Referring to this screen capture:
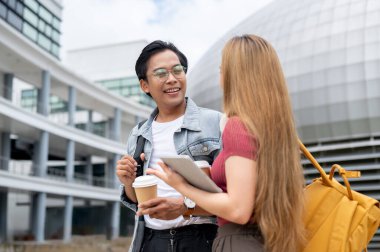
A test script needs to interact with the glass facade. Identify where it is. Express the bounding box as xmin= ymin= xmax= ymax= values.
xmin=0 ymin=0 xmax=61 ymax=58
xmin=21 ymin=89 xmax=83 ymax=114
xmin=75 ymin=121 xmax=106 ymax=137
xmin=20 ymin=88 xmax=37 ymax=111
xmin=97 ymin=76 xmax=156 ymax=108
xmin=20 ymin=88 xmax=110 ymax=136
